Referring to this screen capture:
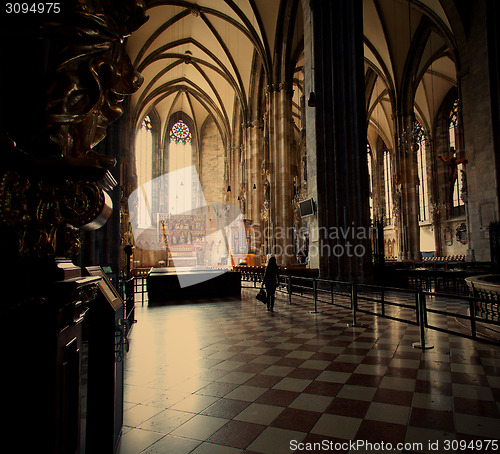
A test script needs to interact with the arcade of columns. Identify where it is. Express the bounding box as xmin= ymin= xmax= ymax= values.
xmin=124 ymin=0 xmax=500 ymax=282
xmin=222 ymin=0 xmax=500 ymax=282
xmin=220 ymin=0 xmax=431 ymax=280
xmin=225 ymin=0 xmax=373 ymax=281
